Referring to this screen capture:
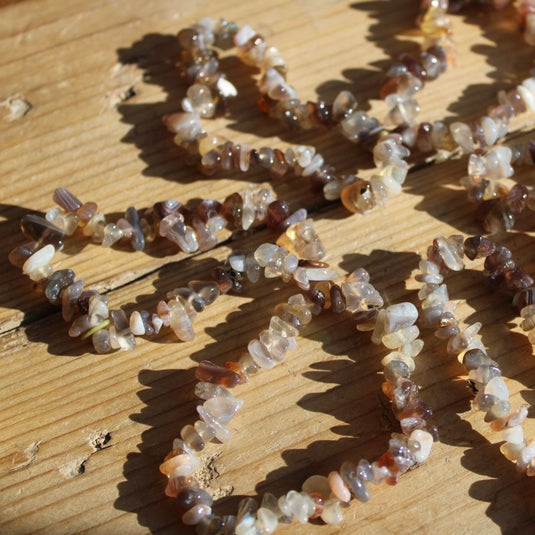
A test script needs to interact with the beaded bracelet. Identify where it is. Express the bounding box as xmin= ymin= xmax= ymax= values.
xmin=414 ymin=234 xmax=535 ymax=476
xmin=166 ymin=4 xmax=535 ymax=232
xmin=160 ymin=266 xmax=436 ymax=532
